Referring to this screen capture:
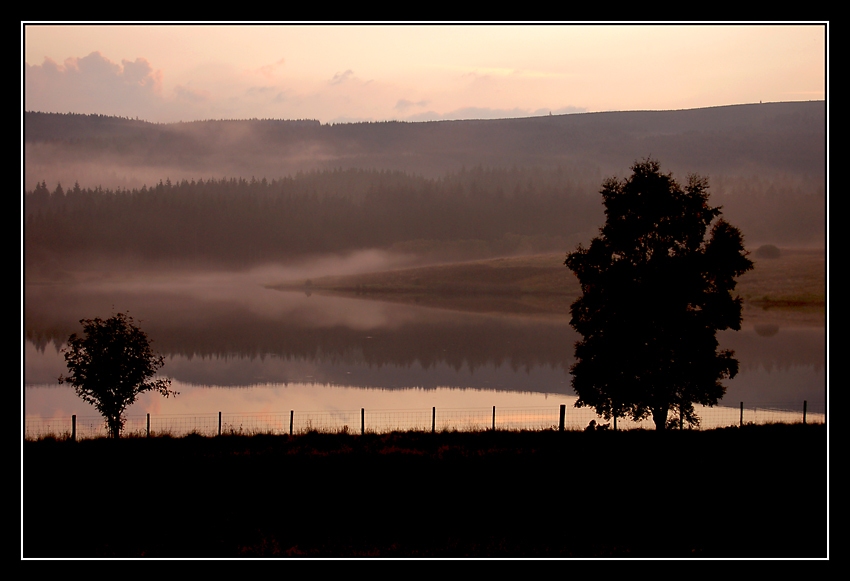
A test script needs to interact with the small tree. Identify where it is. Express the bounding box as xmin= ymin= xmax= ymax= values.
xmin=59 ymin=312 xmax=177 ymax=438
xmin=564 ymin=159 xmax=753 ymax=430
